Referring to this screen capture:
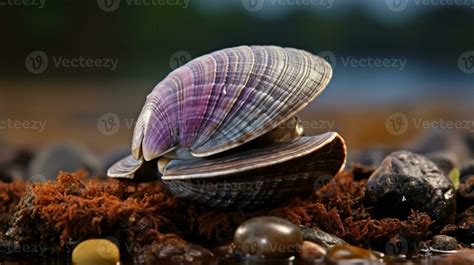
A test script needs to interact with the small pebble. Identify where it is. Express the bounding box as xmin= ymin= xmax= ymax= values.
xmin=327 ymin=244 xmax=377 ymax=261
xmin=429 ymin=235 xmax=458 ymax=251
xmin=298 ymin=241 xmax=326 ymax=261
xmin=234 ymin=216 xmax=303 ymax=259
xmin=300 ymin=226 xmax=347 ymax=250
xmin=72 ymin=239 xmax=119 ymax=265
